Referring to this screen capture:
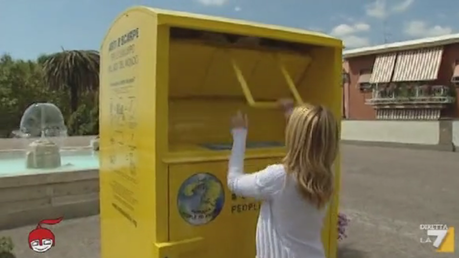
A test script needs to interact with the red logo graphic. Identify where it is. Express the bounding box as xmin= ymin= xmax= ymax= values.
xmin=28 ymin=217 xmax=63 ymax=253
